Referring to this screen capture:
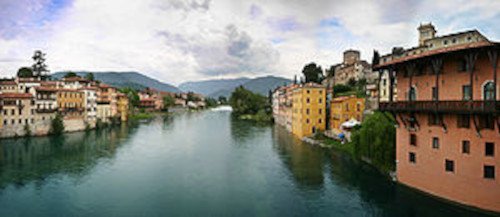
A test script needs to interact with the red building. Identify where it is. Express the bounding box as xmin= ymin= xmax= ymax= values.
xmin=375 ymin=24 xmax=499 ymax=212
